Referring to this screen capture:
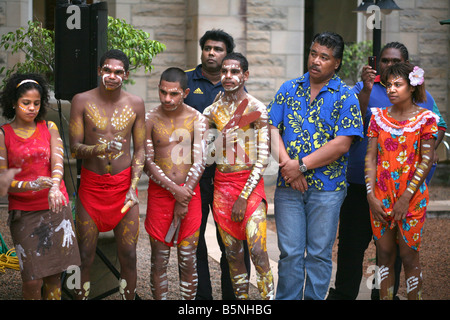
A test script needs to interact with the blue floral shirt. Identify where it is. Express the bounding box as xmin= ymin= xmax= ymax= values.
xmin=268 ymin=72 xmax=363 ymax=191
